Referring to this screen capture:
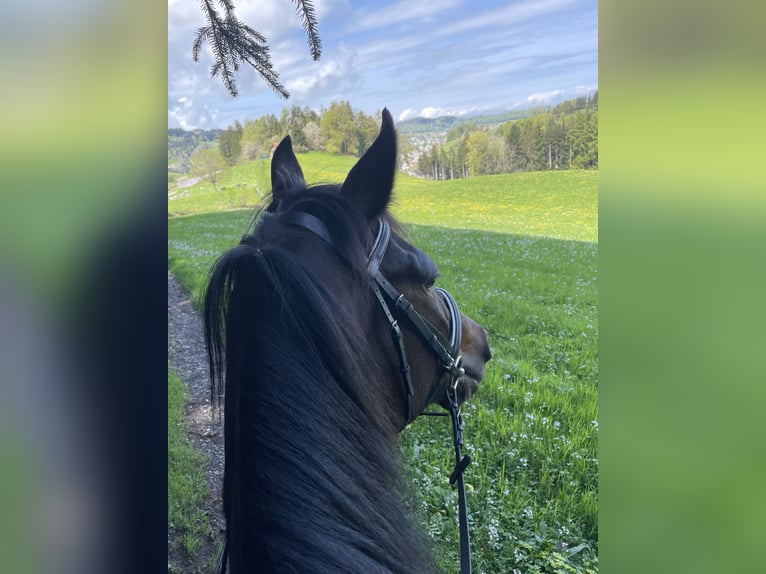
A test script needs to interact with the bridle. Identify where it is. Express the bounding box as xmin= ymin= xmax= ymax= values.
xmin=366 ymin=217 xmax=464 ymax=425
xmin=218 ymin=212 xmax=475 ymax=574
